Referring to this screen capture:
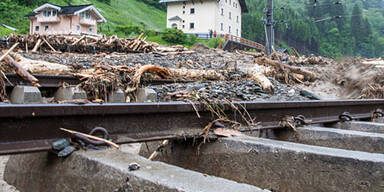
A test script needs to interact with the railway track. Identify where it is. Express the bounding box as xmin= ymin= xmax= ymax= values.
xmin=4 ymin=73 xmax=193 ymax=88
xmin=1 ymin=99 xmax=383 ymax=155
